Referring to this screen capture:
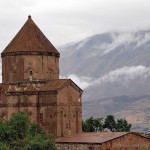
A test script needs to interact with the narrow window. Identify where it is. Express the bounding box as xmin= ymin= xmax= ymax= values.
xmin=29 ymin=71 xmax=33 ymax=81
